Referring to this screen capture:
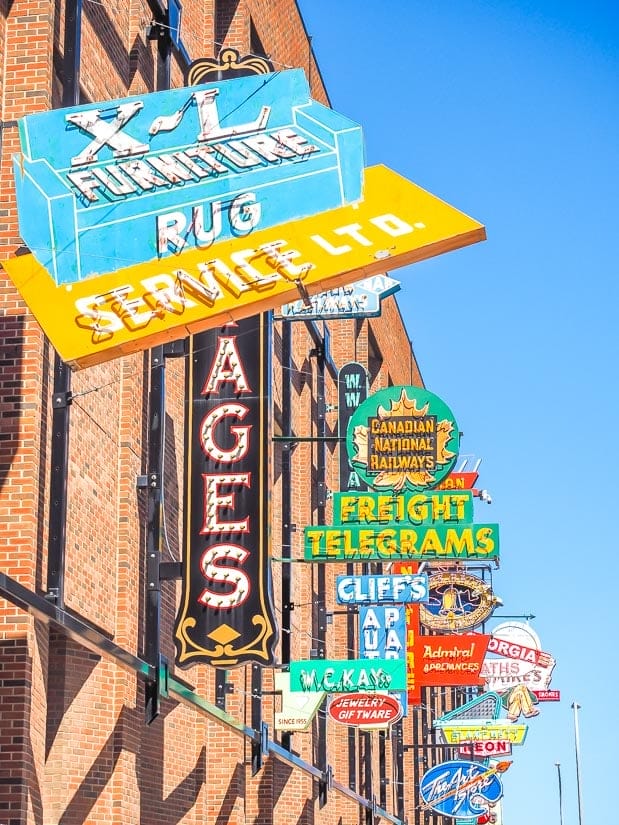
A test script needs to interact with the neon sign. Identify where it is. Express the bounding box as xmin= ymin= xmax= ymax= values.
xmin=346 ymin=386 xmax=460 ymax=492
xmin=420 ymin=760 xmax=510 ymax=819
xmin=3 ymin=165 xmax=486 ymax=369
xmin=174 ymin=316 xmax=277 ymax=667
xmin=12 ymin=69 xmax=364 ymax=283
